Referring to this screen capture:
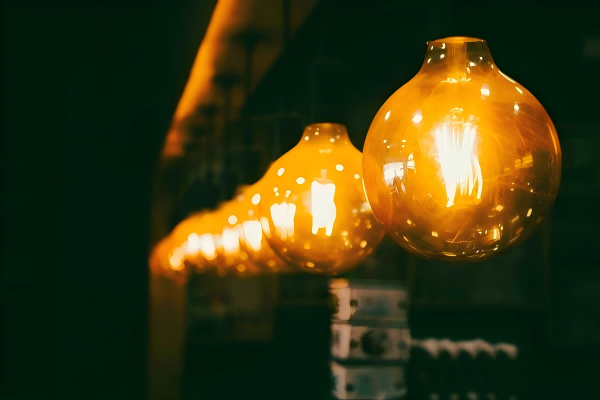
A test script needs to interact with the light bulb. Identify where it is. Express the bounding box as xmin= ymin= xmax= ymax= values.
xmin=201 ymin=201 xmax=260 ymax=275
xmin=169 ymin=211 xmax=213 ymax=272
xmin=149 ymin=235 xmax=175 ymax=274
xmin=257 ymin=123 xmax=385 ymax=274
xmin=230 ymin=184 xmax=288 ymax=271
xmin=363 ymin=37 xmax=561 ymax=262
